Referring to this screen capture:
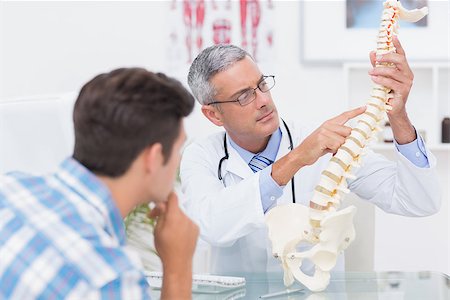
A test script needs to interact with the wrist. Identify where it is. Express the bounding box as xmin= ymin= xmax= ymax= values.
xmin=161 ymin=264 xmax=193 ymax=299
xmin=271 ymin=148 xmax=306 ymax=186
xmin=162 ymin=267 xmax=192 ymax=282
xmin=291 ymin=145 xmax=309 ymax=169
xmin=163 ymin=260 xmax=192 ymax=277
xmin=388 ymin=112 xmax=416 ymax=144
